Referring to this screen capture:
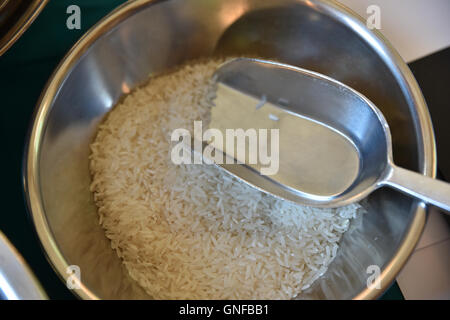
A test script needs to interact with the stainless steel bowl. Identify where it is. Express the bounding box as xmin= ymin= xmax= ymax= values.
xmin=24 ymin=0 xmax=436 ymax=299
xmin=0 ymin=0 xmax=48 ymax=56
